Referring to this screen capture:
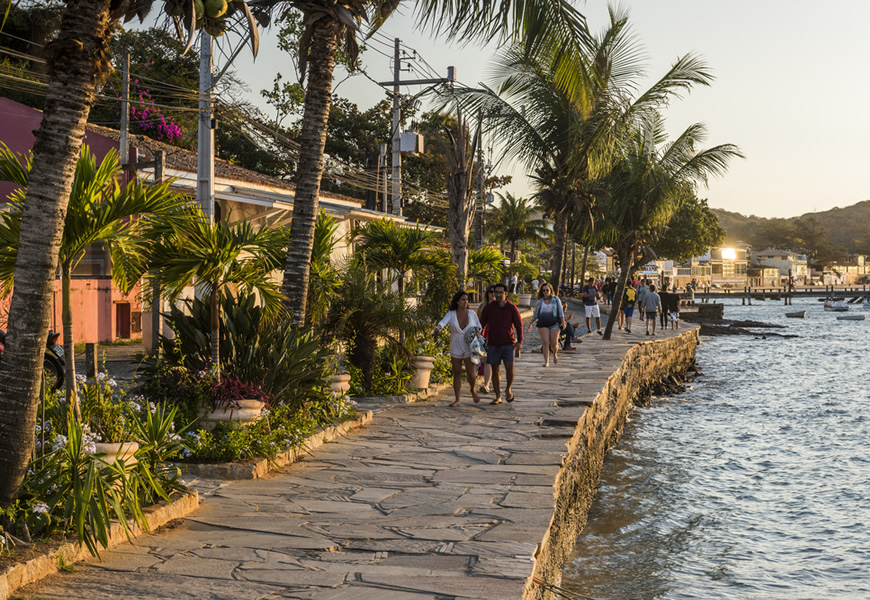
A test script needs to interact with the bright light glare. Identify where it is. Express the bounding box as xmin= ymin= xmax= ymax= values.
xmin=721 ymin=248 xmax=737 ymax=260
